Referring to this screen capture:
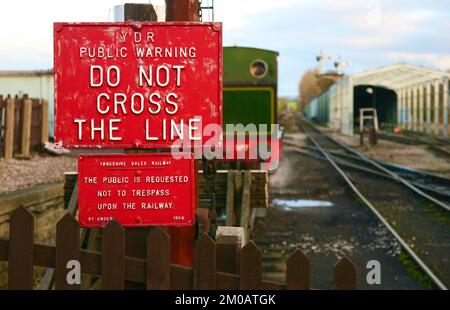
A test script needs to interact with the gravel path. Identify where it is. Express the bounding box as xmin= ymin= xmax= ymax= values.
xmin=0 ymin=155 xmax=77 ymax=194
xmin=325 ymin=129 xmax=450 ymax=178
